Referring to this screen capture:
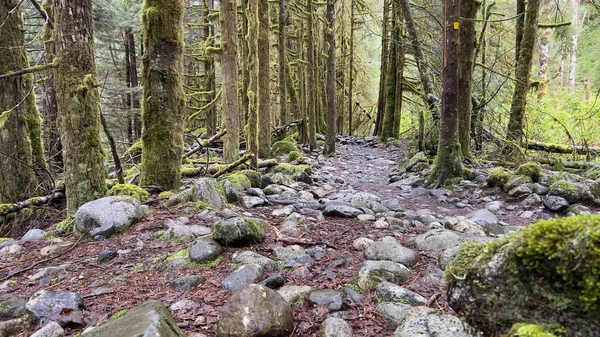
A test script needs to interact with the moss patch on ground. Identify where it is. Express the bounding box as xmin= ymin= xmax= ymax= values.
xmin=107 ymin=184 xmax=150 ymax=202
